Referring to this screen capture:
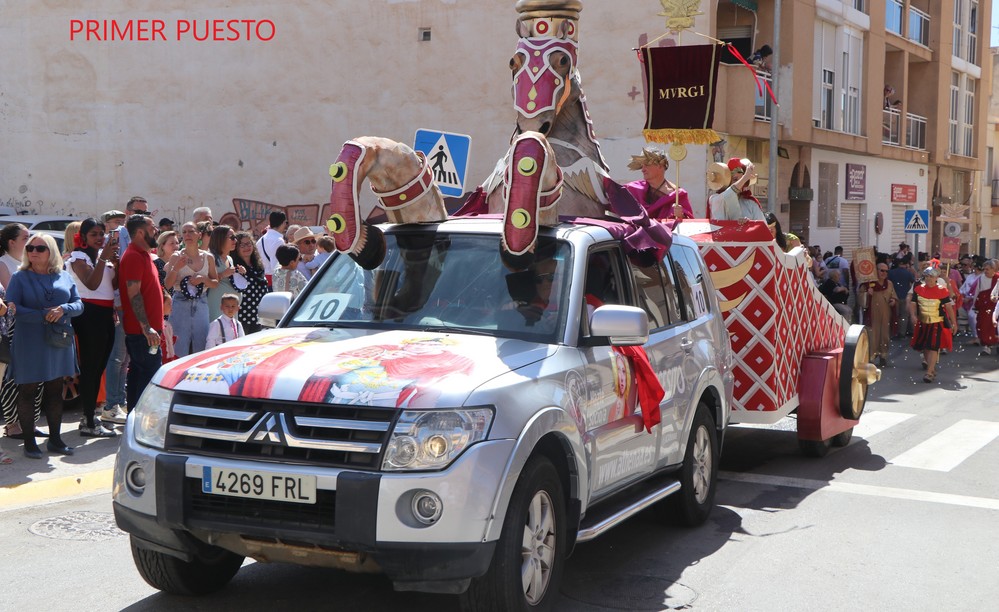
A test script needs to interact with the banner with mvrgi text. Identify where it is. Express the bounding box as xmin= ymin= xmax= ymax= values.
xmin=640 ymin=44 xmax=722 ymax=145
